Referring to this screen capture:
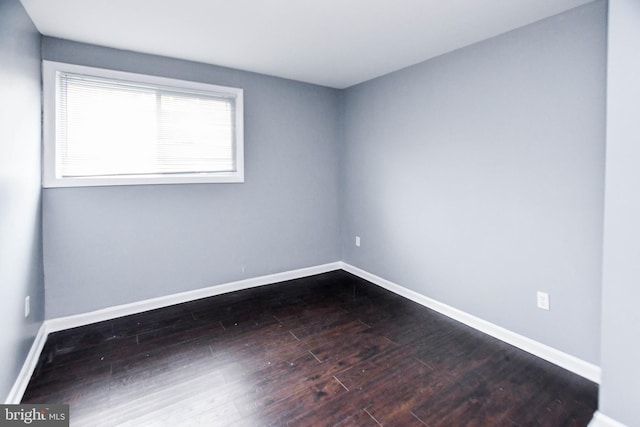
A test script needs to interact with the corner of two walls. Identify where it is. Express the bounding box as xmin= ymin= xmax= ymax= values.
xmin=597 ymin=0 xmax=640 ymax=425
